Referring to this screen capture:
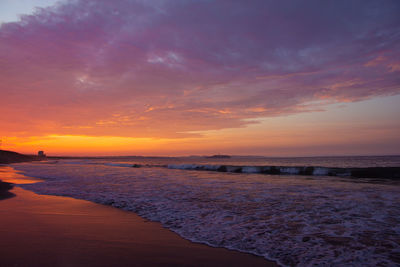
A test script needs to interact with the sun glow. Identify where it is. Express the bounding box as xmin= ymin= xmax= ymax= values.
xmin=4 ymin=135 xmax=171 ymax=156
xmin=3 ymin=96 xmax=399 ymax=157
